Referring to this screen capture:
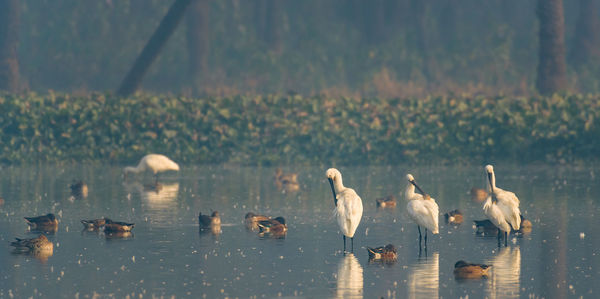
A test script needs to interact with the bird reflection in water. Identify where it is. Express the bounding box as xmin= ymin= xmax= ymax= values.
xmin=105 ymin=231 xmax=134 ymax=240
xmin=407 ymin=252 xmax=439 ymax=299
xmin=126 ymin=181 xmax=180 ymax=228
xmin=10 ymin=234 xmax=54 ymax=263
xmin=485 ymin=246 xmax=521 ymax=299
xmin=336 ymin=253 xmax=364 ymax=299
